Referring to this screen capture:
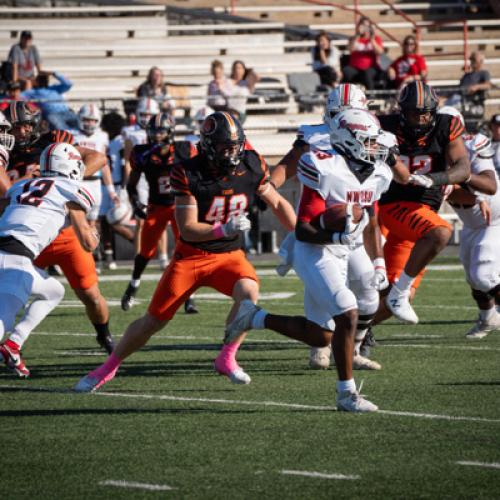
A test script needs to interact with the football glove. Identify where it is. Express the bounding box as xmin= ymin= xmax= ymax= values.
xmin=371 ymin=257 xmax=389 ymax=291
xmin=331 ymin=206 xmax=369 ymax=247
xmin=132 ymin=199 xmax=147 ymax=220
xmin=409 ymin=173 xmax=434 ymax=188
xmin=221 ymin=213 xmax=251 ymax=236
